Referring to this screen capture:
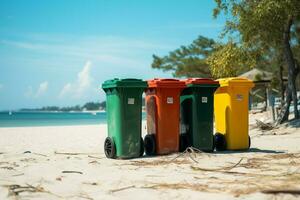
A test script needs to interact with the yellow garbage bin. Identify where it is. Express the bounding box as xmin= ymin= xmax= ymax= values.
xmin=214 ymin=77 xmax=254 ymax=150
